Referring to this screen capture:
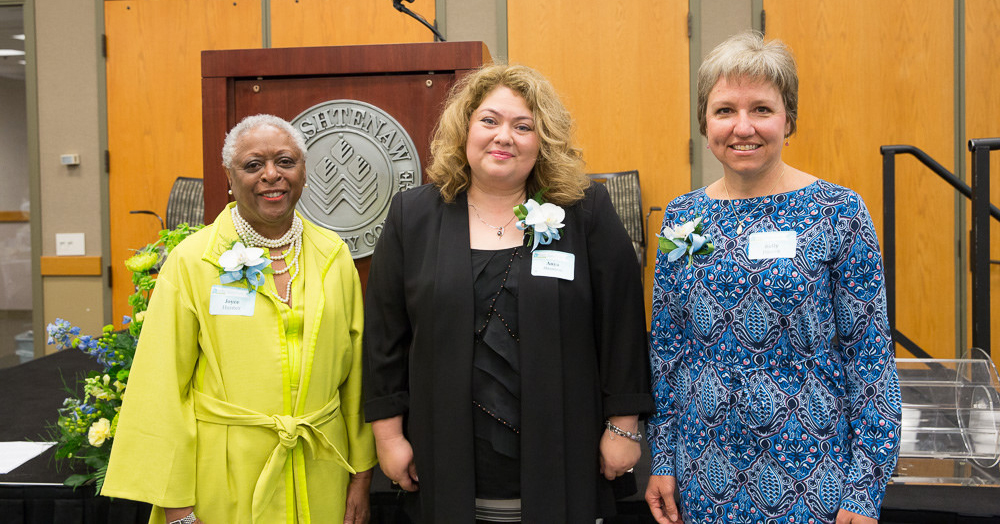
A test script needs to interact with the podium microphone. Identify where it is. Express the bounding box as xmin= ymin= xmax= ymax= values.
xmin=392 ymin=0 xmax=446 ymax=42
